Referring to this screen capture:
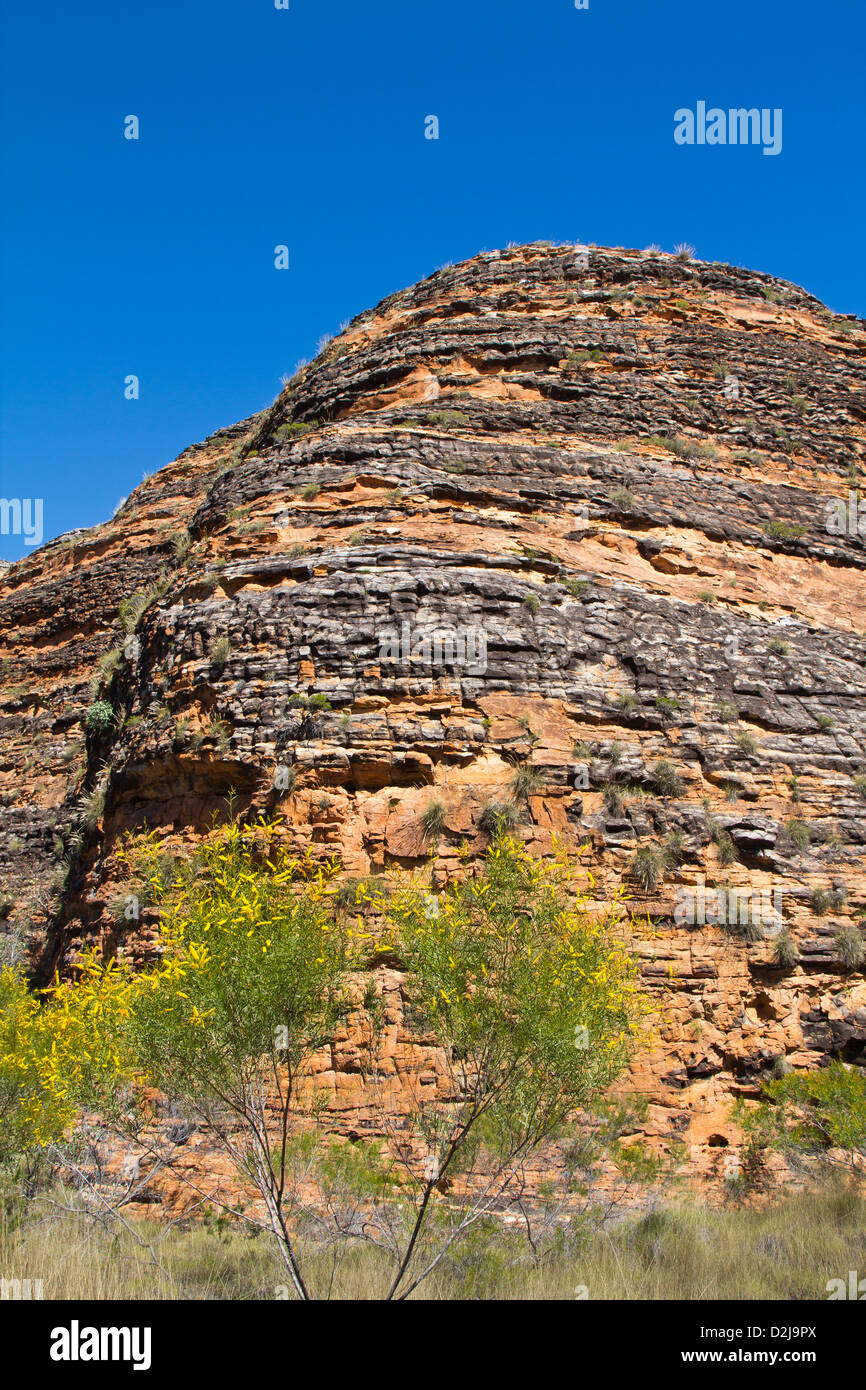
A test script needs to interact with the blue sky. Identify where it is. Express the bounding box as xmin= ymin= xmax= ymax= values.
xmin=1 ymin=0 xmax=863 ymax=559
